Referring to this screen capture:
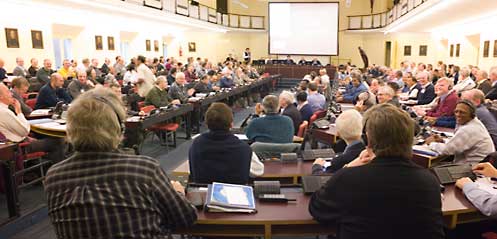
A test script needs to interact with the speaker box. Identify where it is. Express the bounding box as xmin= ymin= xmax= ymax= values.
xmin=217 ymin=0 xmax=228 ymax=14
